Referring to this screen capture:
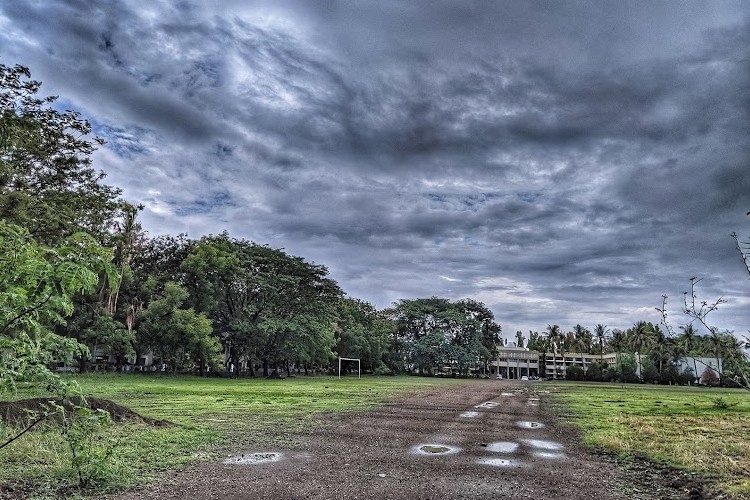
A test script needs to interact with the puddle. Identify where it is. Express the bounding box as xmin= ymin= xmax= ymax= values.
xmin=223 ymin=452 xmax=282 ymax=465
xmin=475 ymin=401 xmax=499 ymax=408
xmin=476 ymin=457 xmax=523 ymax=468
xmin=412 ymin=444 xmax=461 ymax=455
xmin=500 ymin=392 xmax=514 ymax=396
xmin=460 ymin=411 xmax=480 ymax=418
xmin=485 ymin=441 xmax=519 ymax=453
xmin=521 ymin=439 xmax=564 ymax=451
xmin=532 ymin=451 xmax=567 ymax=460
xmin=516 ymin=421 xmax=545 ymax=429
